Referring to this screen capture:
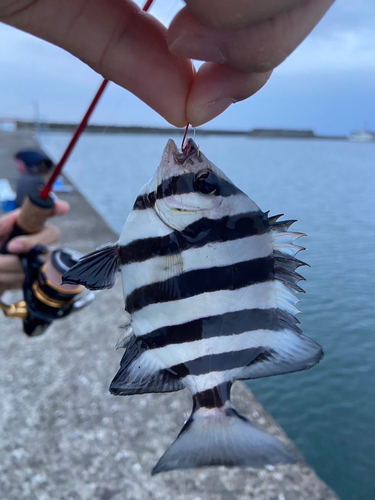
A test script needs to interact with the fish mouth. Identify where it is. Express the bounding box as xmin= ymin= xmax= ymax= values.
xmin=161 ymin=195 xmax=202 ymax=213
xmin=154 ymin=194 xmax=203 ymax=231
xmin=157 ymin=138 xmax=203 ymax=182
